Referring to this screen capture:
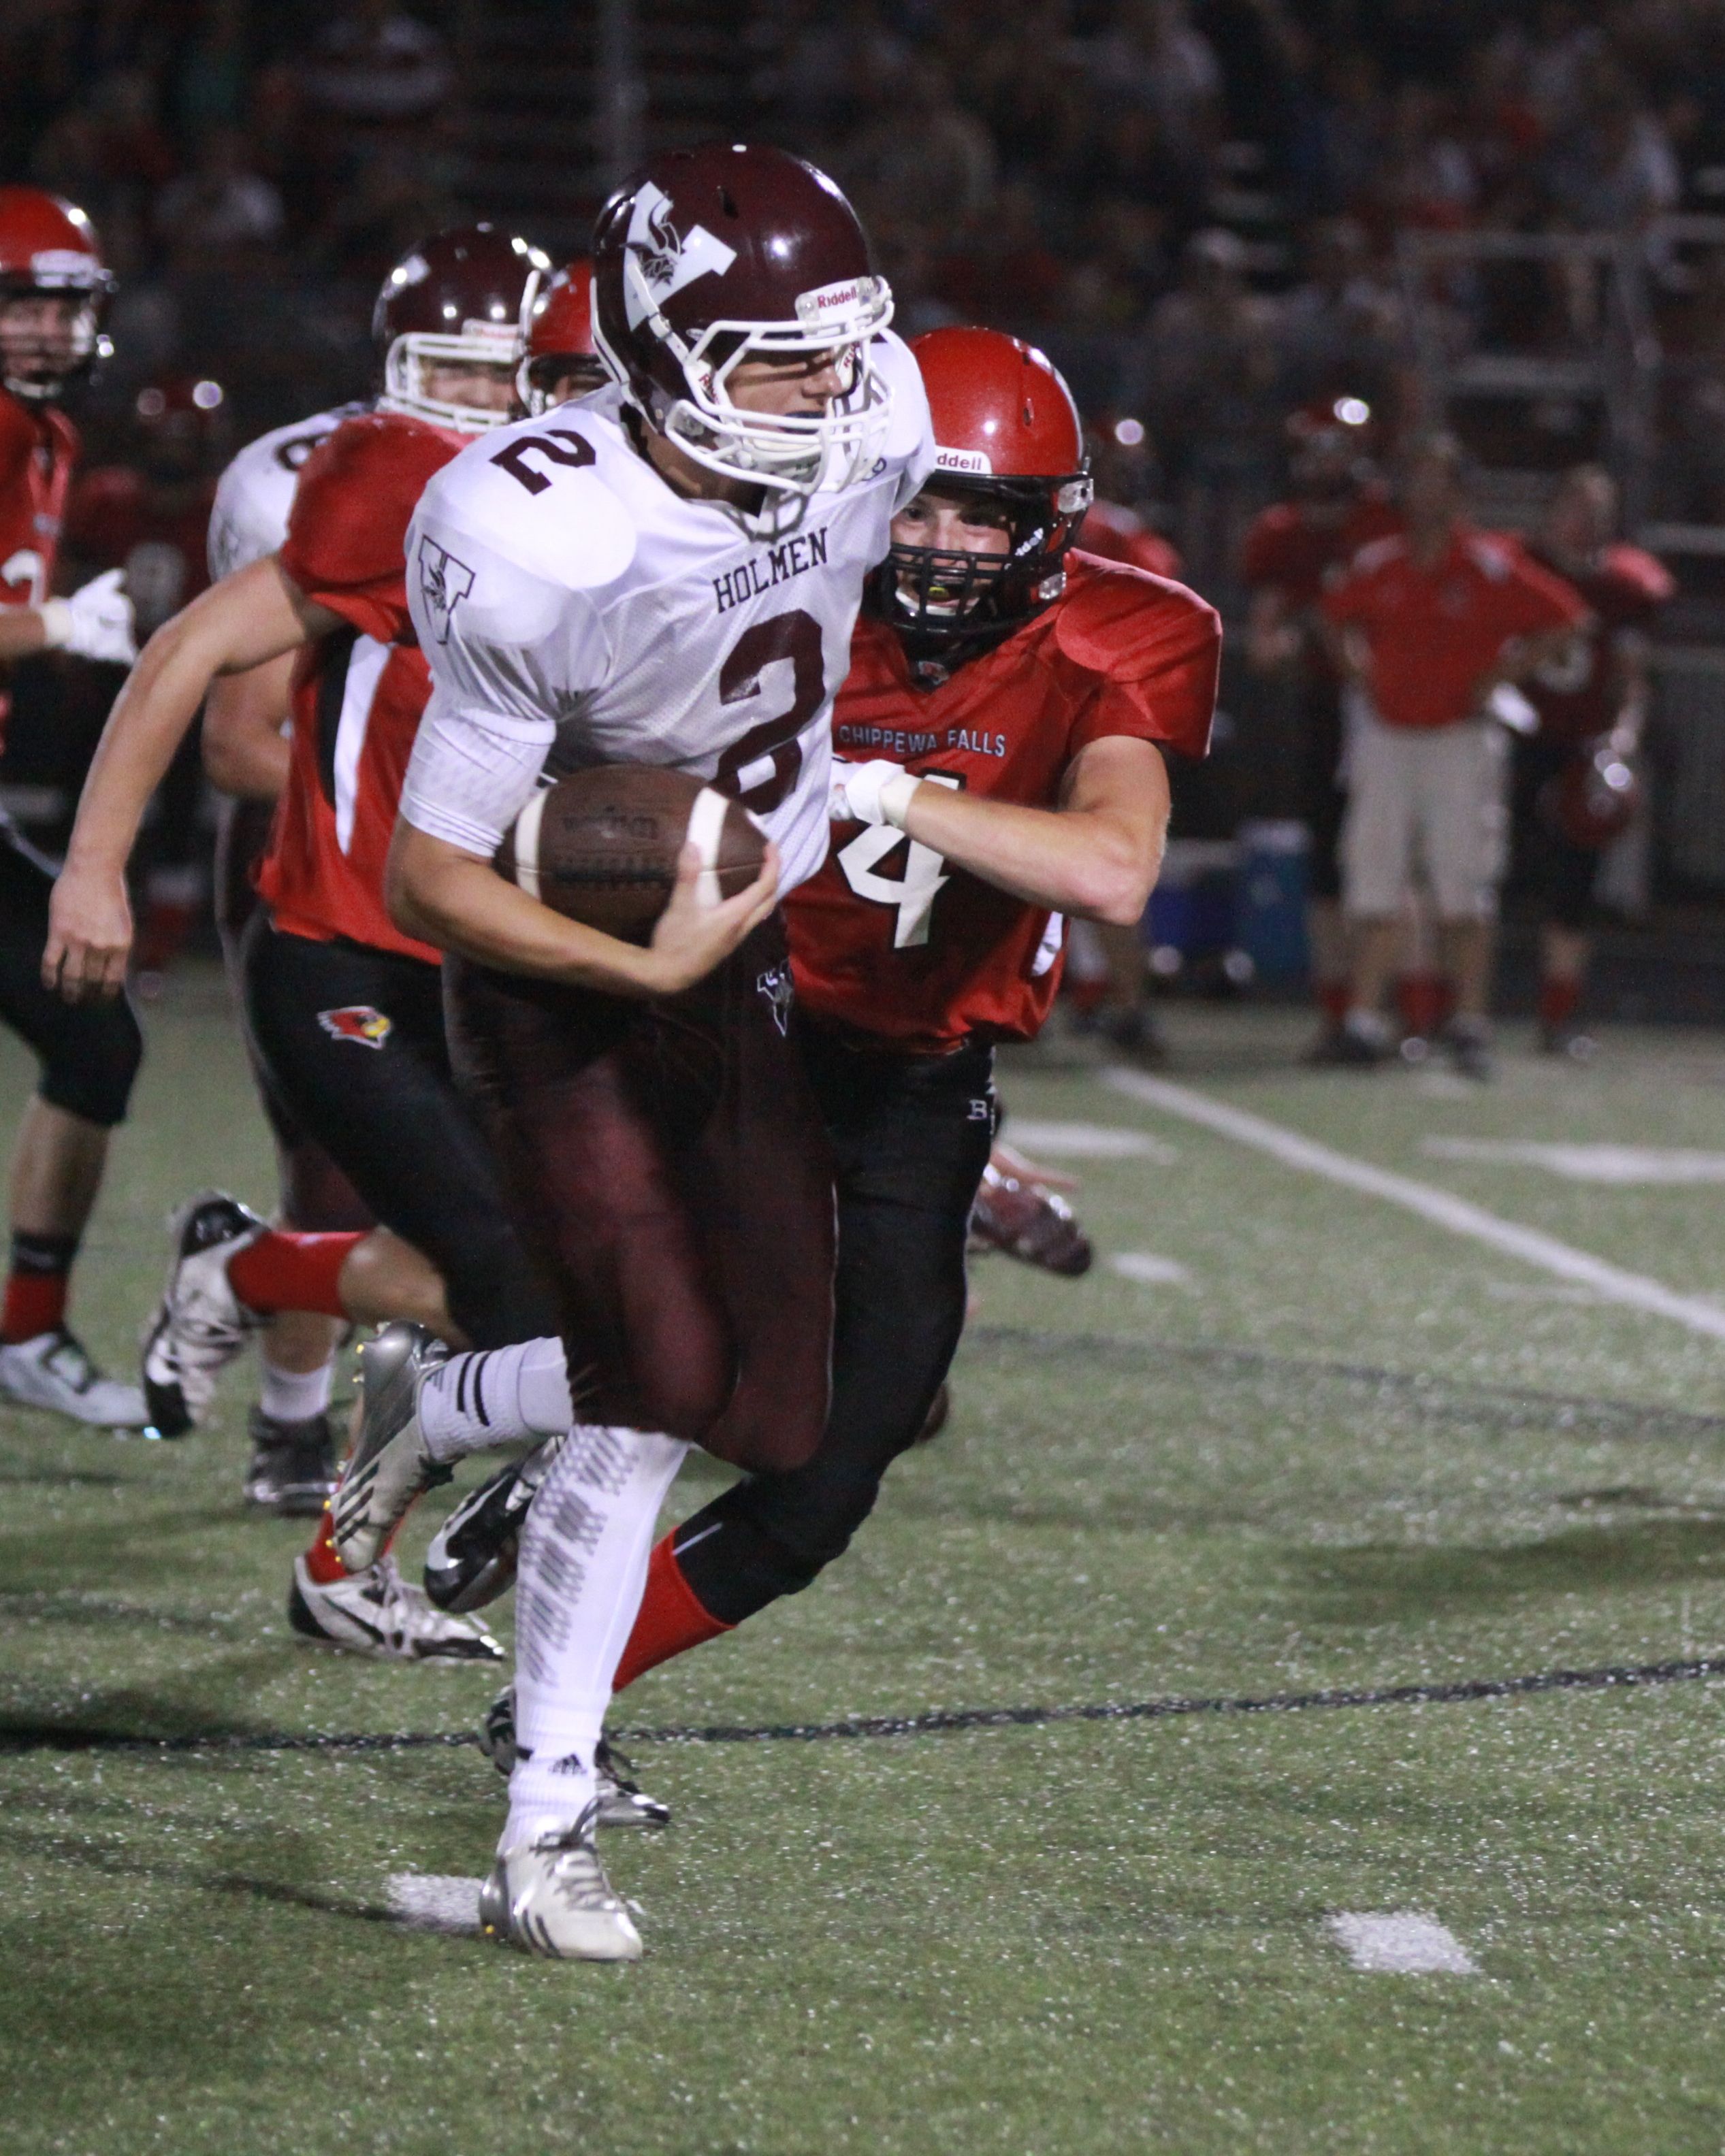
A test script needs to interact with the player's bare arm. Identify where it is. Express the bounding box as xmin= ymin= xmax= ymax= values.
xmin=46 ymin=556 xmax=338 ymax=1000
xmin=884 ymin=734 xmax=1170 ymax=925
xmin=387 ymin=821 xmax=780 ymax=998
xmin=201 ymin=653 xmax=297 ymax=798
